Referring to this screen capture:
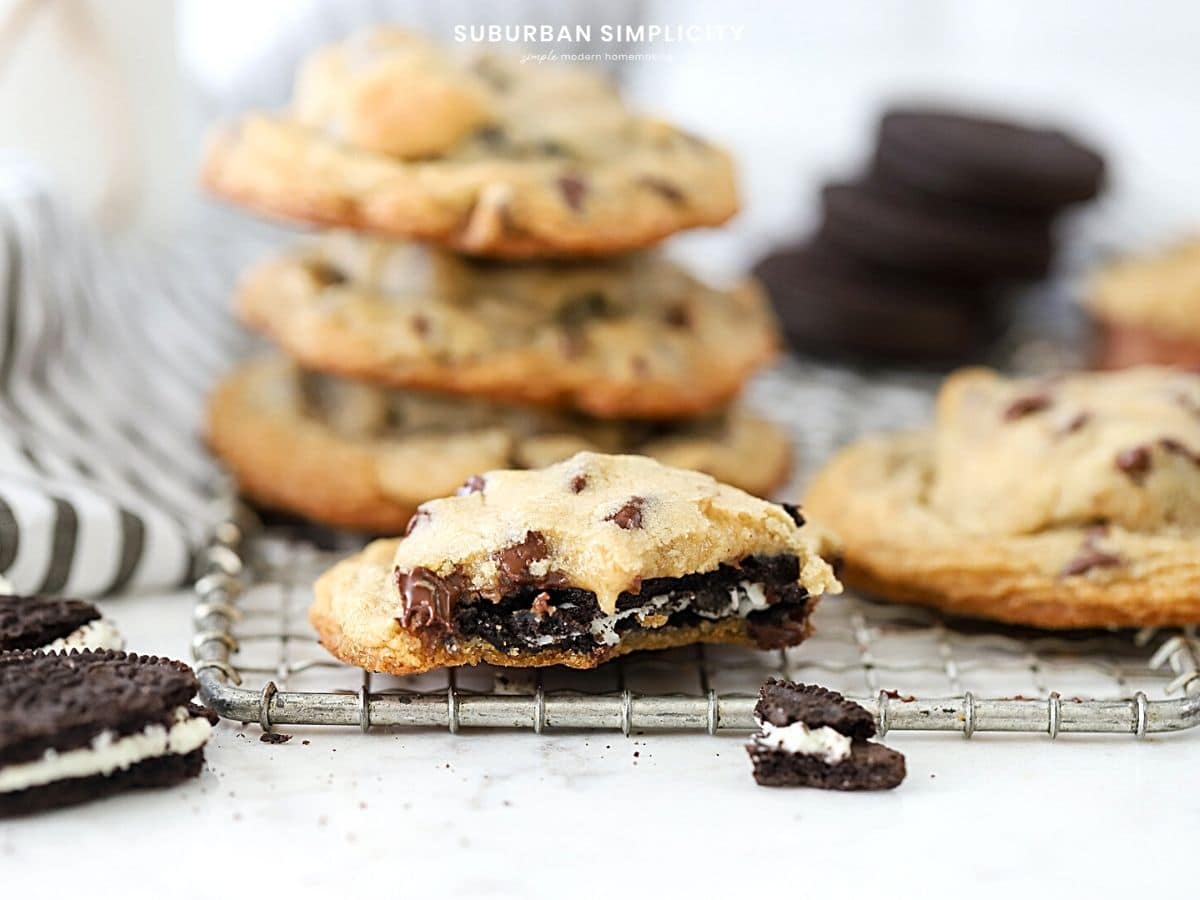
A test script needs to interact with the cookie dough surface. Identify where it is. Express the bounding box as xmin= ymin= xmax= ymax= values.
xmin=238 ymin=234 xmax=776 ymax=419
xmin=203 ymin=28 xmax=738 ymax=257
xmin=806 ymin=367 xmax=1200 ymax=628
xmin=206 ymin=358 xmax=792 ymax=532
